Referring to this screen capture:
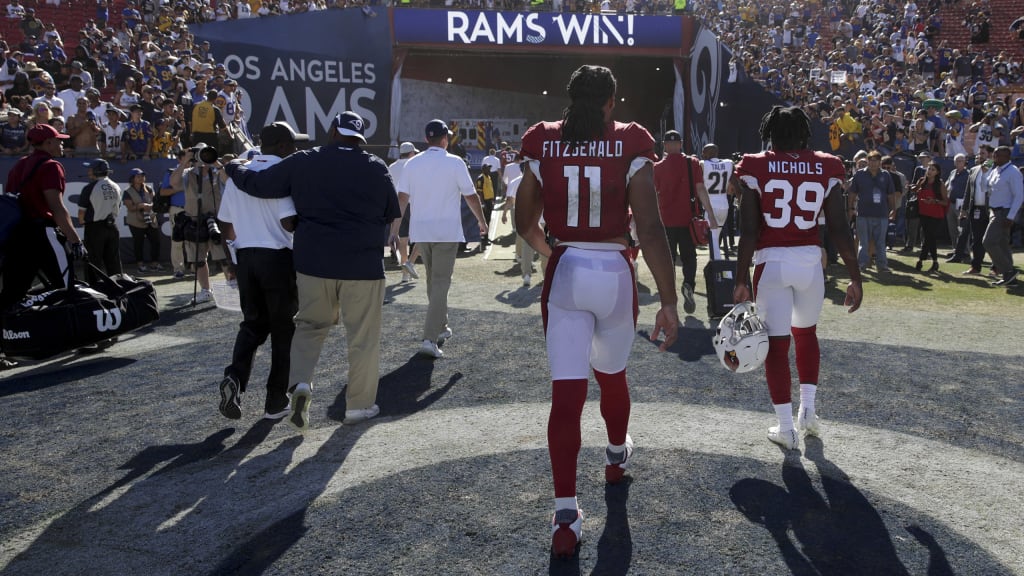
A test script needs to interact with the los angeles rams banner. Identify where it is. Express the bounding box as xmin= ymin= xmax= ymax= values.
xmin=191 ymin=10 xmax=392 ymax=144
xmin=392 ymin=8 xmax=682 ymax=51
